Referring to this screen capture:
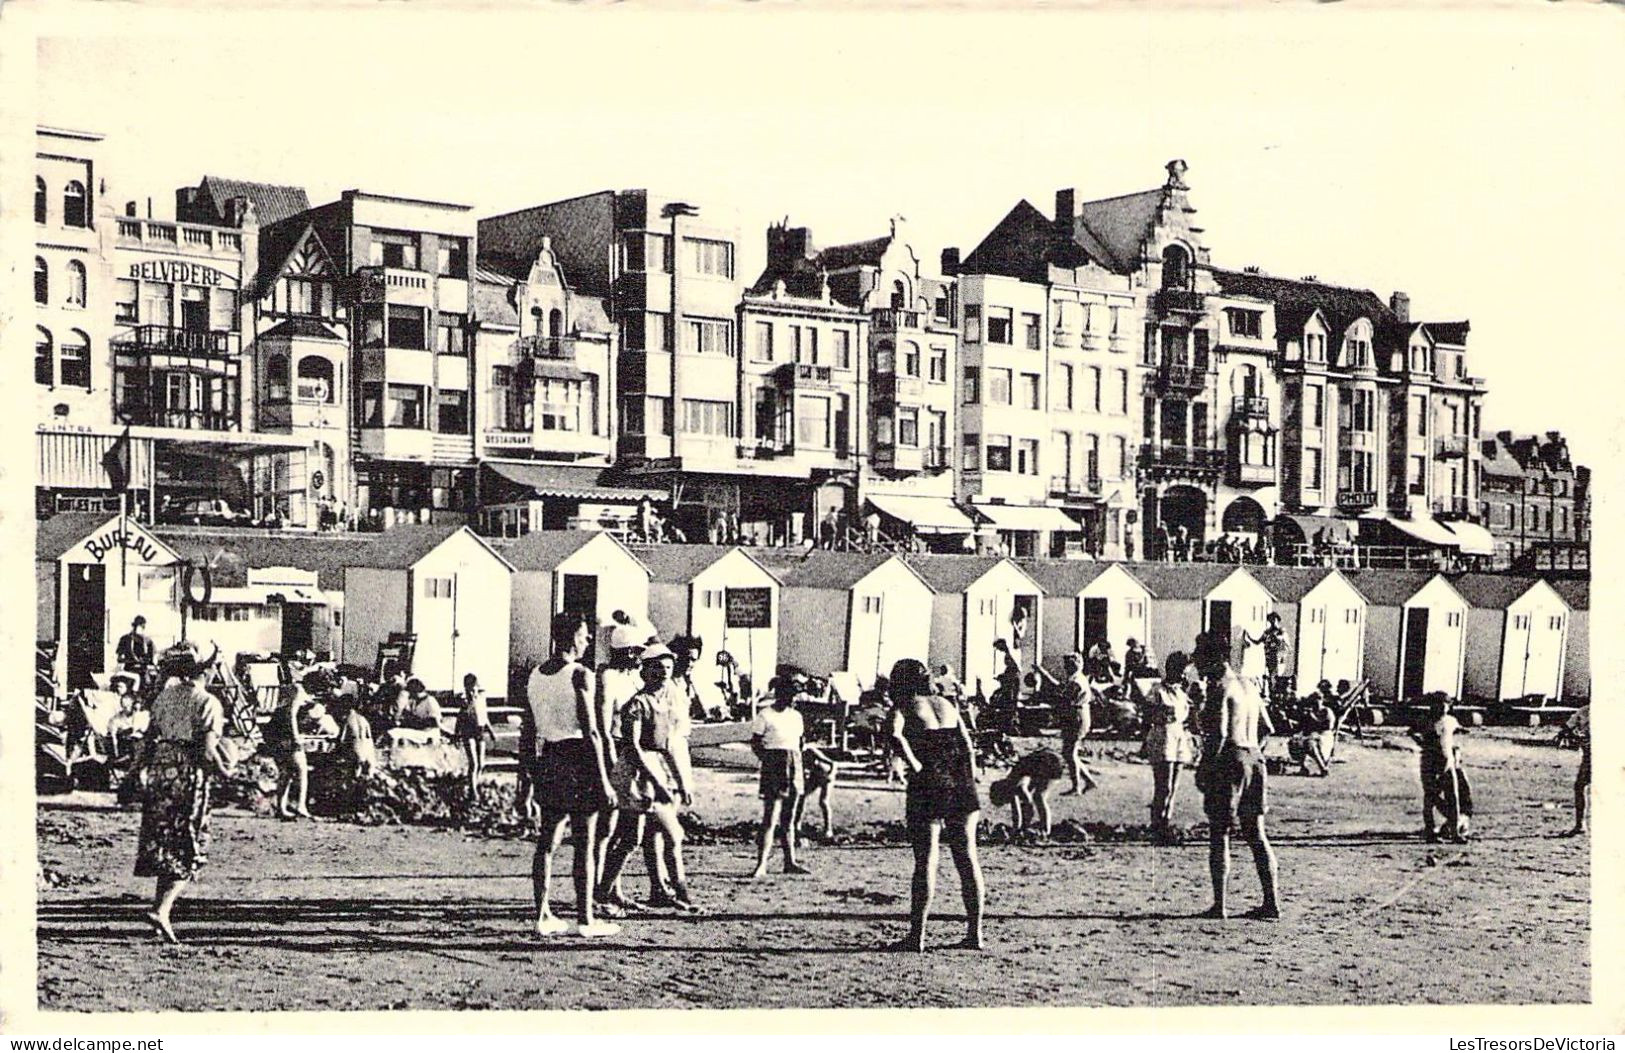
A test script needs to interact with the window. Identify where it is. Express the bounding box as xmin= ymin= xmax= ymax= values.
xmin=928 ymin=346 xmax=947 ymax=383
xmin=987 ymin=307 xmax=1013 ymax=344
xmin=1017 ymin=438 xmax=1040 ymax=476
xmin=873 ymin=341 xmax=894 ymax=374
xmin=370 ymin=232 xmax=420 ymax=270
xmin=361 ymin=382 xmax=384 ymax=426
xmin=61 ymin=330 xmax=90 ymax=388
xmin=1161 ymin=245 xmax=1190 ymax=290
xmin=902 ymin=341 xmax=921 ymax=377
xmin=211 ymin=288 xmax=235 ymax=330
xmin=1020 ymin=372 xmax=1041 ymax=410
xmin=620 ymin=231 xmax=671 ymax=274
xmin=1089 ymin=367 xmax=1103 ymax=412
xmin=1054 ymin=364 xmax=1073 ymax=411
xmin=833 ymin=330 xmax=852 ymax=370
xmin=686 ymin=238 xmax=734 ymax=278
xmin=387 ymin=384 xmax=426 ymax=428
xmin=1116 ymin=436 xmax=1129 ymax=478
xmin=986 ymin=434 xmax=1012 ymax=472
xmin=934 ymin=293 xmax=952 ymax=324
xmin=1306 ymin=448 xmax=1323 ymax=491
xmin=63 ymin=181 xmax=87 ymax=228
xmin=115 ymin=279 xmax=138 ymax=322
xmin=436 ymin=237 xmax=468 ymax=278
xmin=1110 ymin=305 xmax=1123 ymax=337
xmin=34 ymin=257 xmax=47 ymax=305
xmin=424 ymin=577 xmax=453 ymax=599
xmin=35 ymin=328 xmax=52 ymax=386
xmin=437 ymin=312 xmax=467 ymax=355
xmin=793 ymin=326 xmax=819 ymax=365
xmin=1117 ymin=370 xmax=1130 ymax=414
xmin=861 ymin=595 xmax=883 ymax=616
xmin=964 ymin=304 xmax=982 ymax=343
xmin=284 ymin=277 xmax=333 ymax=318
xmin=898 ymin=407 xmax=919 ymax=447
xmin=35 ymin=177 xmax=47 ymax=224
xmin=988 ymin=368 xmax=1012 ymax=405
xmin=437 ymin=389 xmax=468 ymax=434
xmin=1305 ymin=332 xmax=1326 ymax=363
xmin=963 ymin=367 xmax=980 ymax=404
xmin=1305 ymin=385 xmax=1324 ymax=429
xmin=683 ymin=399 xmax=733 ymax=437
xmin=356 ymin=304 xmax=384 ymax=349
xmin=266 ymin=355 xmax=290 ymax=402
xmin=1410 ymin=455 xmax=1427 ymax=493
xmin=751 ymin=321 xmax=774 ymax=364
xmin=962 ymin=434 xmax=981 ymax=471
xmin=388 ymin=305 xmax=427 ymax=349
xmin=297 ymin=356 xmax=334 ymax=403
xmin=685 ymin=318 xmax=732 ymax=356
xmin=1415 ymin=394 xmax=1428 ymax=437
xmin=1226 ymin=309 xmax=1262 ymax=338
xmin=797 ymin=395 xmax=831 ymax=448
xmin=1023 ymin=312 xmax=1042 ymax=350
